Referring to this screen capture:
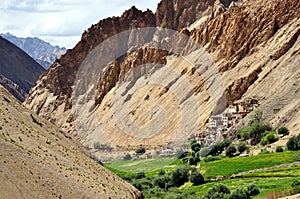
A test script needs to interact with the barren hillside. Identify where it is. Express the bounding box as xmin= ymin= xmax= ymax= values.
xmin=0 ymin=85 xmax=142 ymax=198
